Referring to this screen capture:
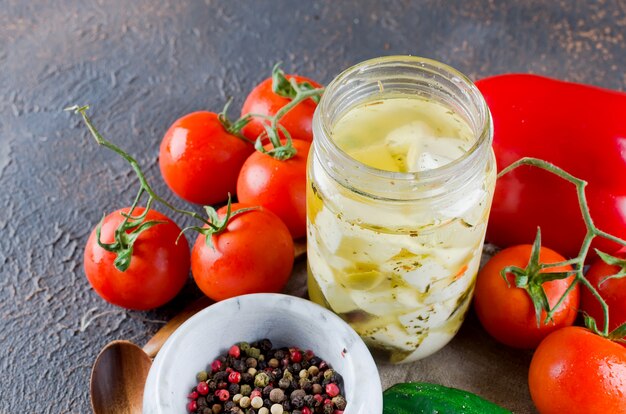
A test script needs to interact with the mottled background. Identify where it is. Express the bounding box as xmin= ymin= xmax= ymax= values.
xmin=1 ymin=1 xmax=624 ymax=412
